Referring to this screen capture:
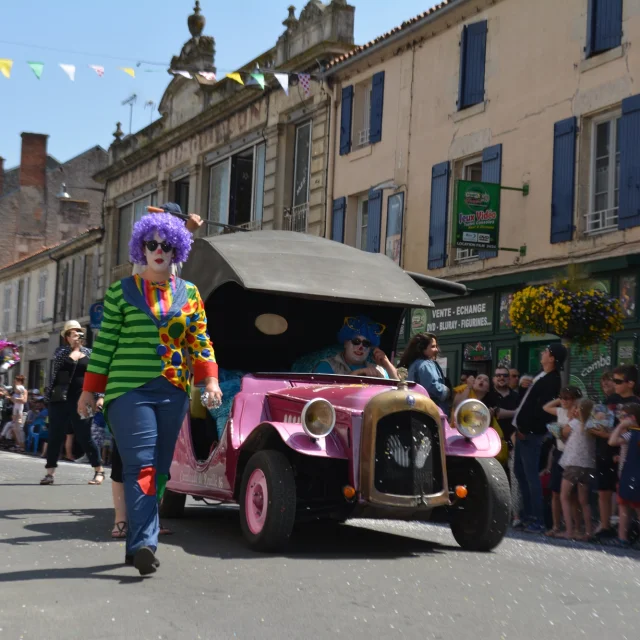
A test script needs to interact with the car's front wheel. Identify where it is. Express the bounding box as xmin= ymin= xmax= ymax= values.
xmin=239 ymin=450 xmax=296 ymax=552
xmin=448 ymin=457 xmax=510 ymax=552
